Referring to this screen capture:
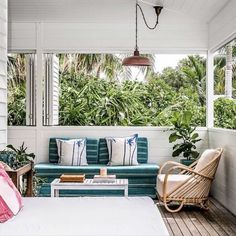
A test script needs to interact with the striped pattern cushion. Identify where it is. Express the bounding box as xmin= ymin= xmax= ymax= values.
xmin=98 ymin=137 xmax=148 ymax=164
xmin=35 ymin=163 xmax=159 ymax=198
xmin=49 ymin=138 xmax=98 ymax=164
